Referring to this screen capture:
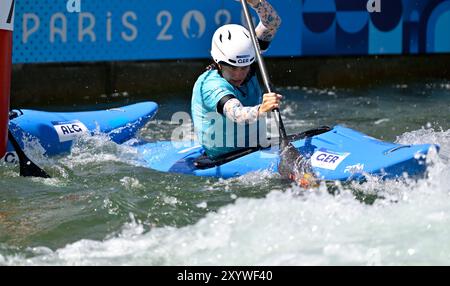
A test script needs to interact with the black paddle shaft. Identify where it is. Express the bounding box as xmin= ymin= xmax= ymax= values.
xmin=8 ymin=129 xmax=50 ymax=178
xmin=240 ymin=0 xmax=312 ymax=181
xmin=240 ymin=0 xmax=287 ymax=140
